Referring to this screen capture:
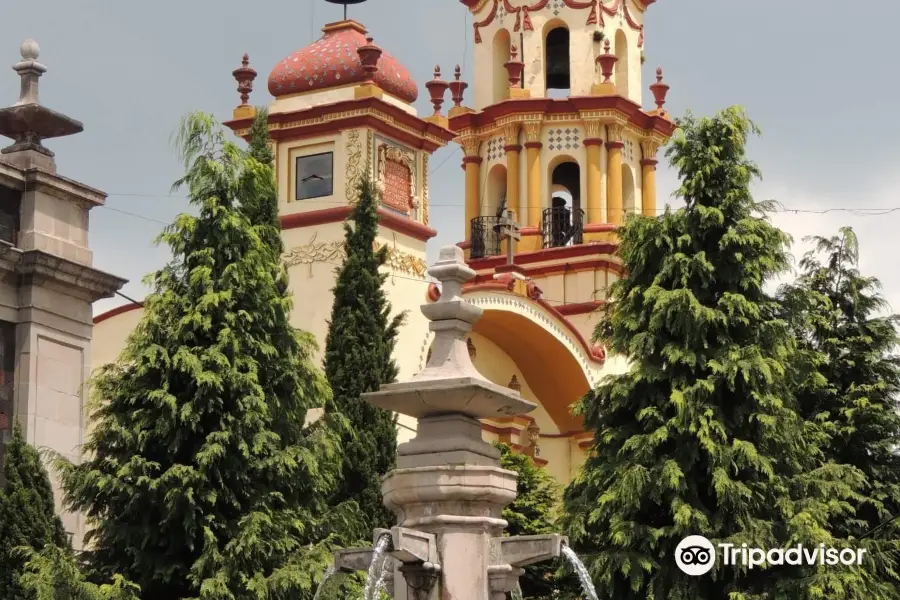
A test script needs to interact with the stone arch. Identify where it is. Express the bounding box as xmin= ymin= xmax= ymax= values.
xmin=492 ymin=28 xmax=512 ymax=105
xmin=614 ymin=29 xmax=629 ymax=98
xmin=485 ymin=163 xmax=508 ymax=216
xmin=543 ymin=19 xmax=570 ymax=97
xmin=547 ymin=155 xmax=581 ymax=247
